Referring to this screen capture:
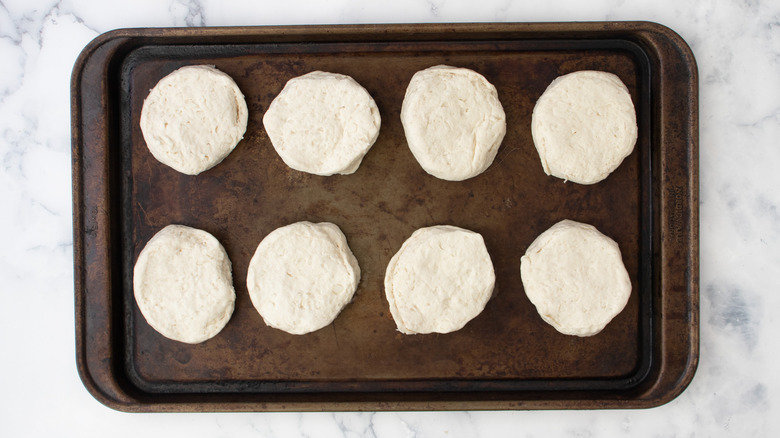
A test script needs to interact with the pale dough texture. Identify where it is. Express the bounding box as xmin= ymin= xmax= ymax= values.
xmin=401 ymin=65 xmax=506 ymax=181
xmin=262 ymin=71 xmax=381 ymax=176
xmin=531 ymin=70 xmax=638 ymax=185
xmin=133 ymin=225 xmax=236 ymax=344
xmin=520 ymin=220 xmax=632 ymax=337
xmin=139 ymin=65 xmax=248 ymax=175
xmin=246 ymin=222 xmax=361 ymax=335
xmin=384 ymin=225 xmax=495 ymax=334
